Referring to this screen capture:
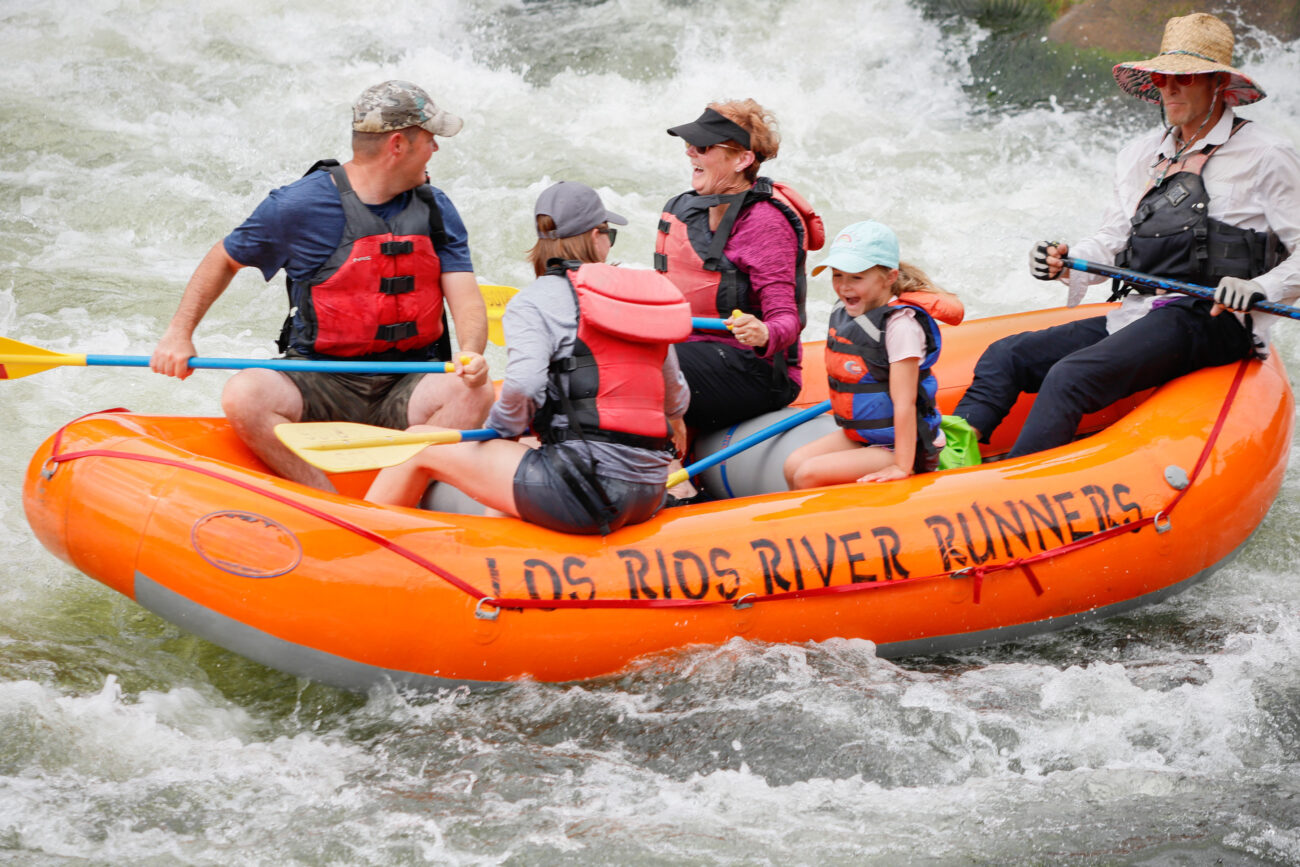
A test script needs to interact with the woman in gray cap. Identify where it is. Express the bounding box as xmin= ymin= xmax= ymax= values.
xmin=368 ymin=182 xmax=692 ymax=535
xmin=655 ymin=99 xmax=823 ymax=432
